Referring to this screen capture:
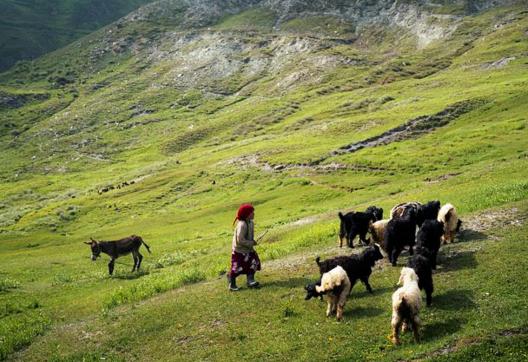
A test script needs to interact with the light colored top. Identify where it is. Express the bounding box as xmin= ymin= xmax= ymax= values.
xmin=232 ymin=219 xmax=255 ymax=253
